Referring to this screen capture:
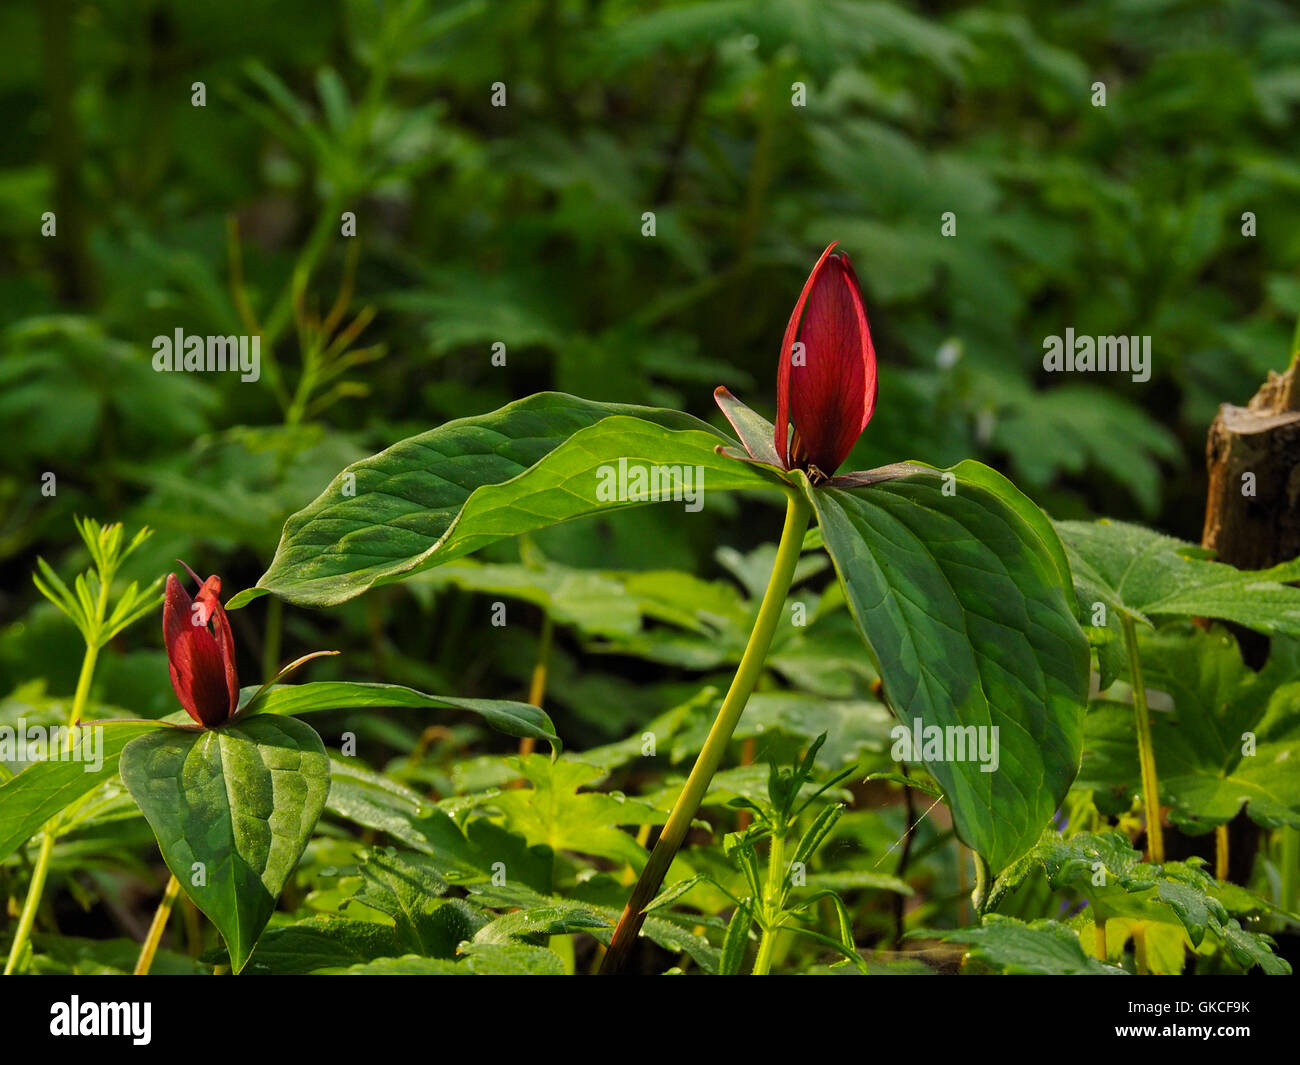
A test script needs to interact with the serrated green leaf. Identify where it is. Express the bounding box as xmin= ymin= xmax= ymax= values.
xmin=1080 ymin=625 xmax=1300 ymax=830
xmin=923 ymin=914 xmax=1126 ymax=975
xmin=347 ymin=848 xmax=470 ymax=956
xmin=488 ymin=756 xmax=661 ymax=866
xmin=1057 ymin=518 xmax=1300 ymax=687
xmin=473 ymin=905 xmax=609 ymax=944
xmin=457 ymin=942 xmax=566 ymax=974
xmin=991 ymin=829 xmax=1288 ymax=971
